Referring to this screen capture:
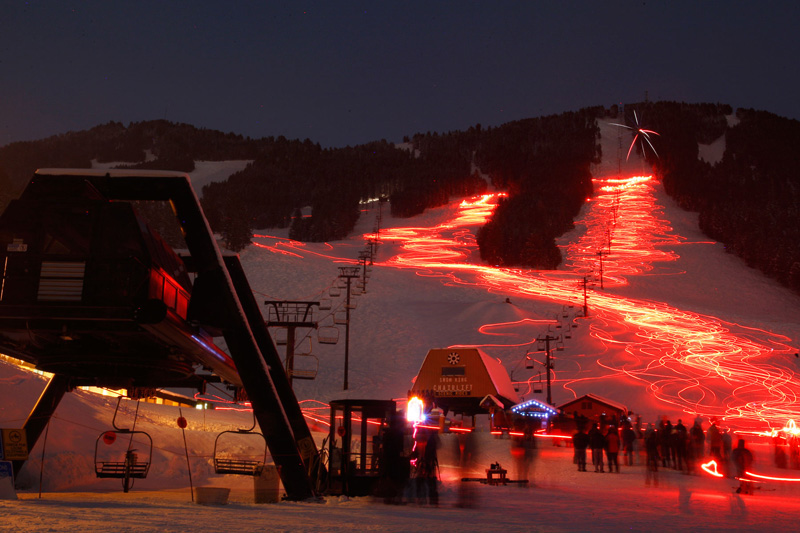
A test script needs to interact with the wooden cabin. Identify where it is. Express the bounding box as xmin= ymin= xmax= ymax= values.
xmin=558 ymin=394 xmax=628 ymax=429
